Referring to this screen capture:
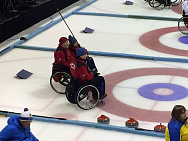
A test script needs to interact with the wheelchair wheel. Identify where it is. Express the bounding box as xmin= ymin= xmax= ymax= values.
xmin=50 ymin=72 xmax=71 ymax=94
xmin=76 ymin=85 xmax=100 ymax=110
xmin=178 ymin=17 xmax=188 ymax=35
xmin=171 ymin=0 xmax=182 ymax=6
xmin=149 ymin=0 xmax=162 ymax=9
